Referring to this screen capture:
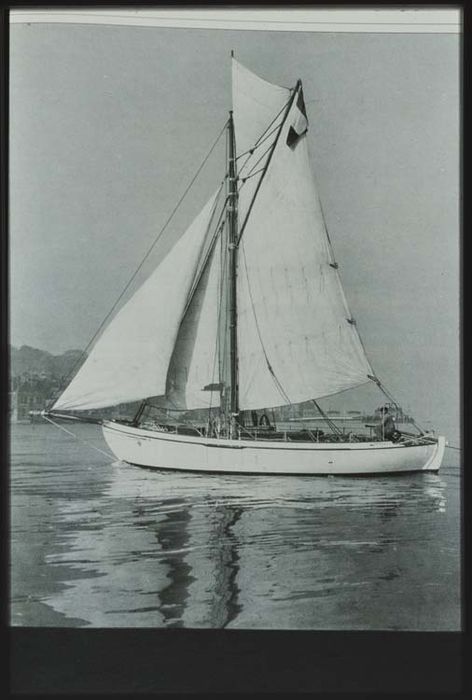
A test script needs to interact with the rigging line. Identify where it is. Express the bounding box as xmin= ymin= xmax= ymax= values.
xmin=235 ymin=91 xmax=293 ymax=164
xmin=214 ymin=132 xmax=231 ymax=421
xmin=207 ymin=243 xmax=221 ymax=427
xmin=42 ymin=414 xmax=115 ymax=459
xmin=239 ymin=166 xmax=266 ymax=185
xmin=377 ymin=383 xmax=401 ymax=411
xmin=138 ymin=402 xmax=205 ymax=434
xmin=53 ymin=119 xmax=229 ymax=401
xmin=238 ymin=418 xmax=263 ymax=440
xmin=236 ymin=121 xmax=284 ymax=174
xmin=187 ymin=180 xmax=226 ymax=292
xmin=370 ymin=378 xmax=402 ymax=413
xmin=218 ymin=234 xmax=230 ymax=414
xmin=311 ymin=399 xmax=343 ymax=436
xmin=207 ymin=236 xmax=229 ymax=429
xmin=132 ymin=400 xmax=147 ymax=425
xmin=153 ymin=395 xmax=205 ymax=435
xmin=182 ymin=194 xmax=229 ymax=319
xmin=238 ymin=140 xmax=275 ymax=184
xmin=234 ymin=92 xmax=294 ymax=181
xmin=206 ymin=126 xmax=233 ymax=428
xmin=237 ymin=136 xmax=272 ymax=179
xmin=236 ymin=123 xmax=282 ymax=169
xmin=368 ymin=376 xmax=426 ymax=435
xmin=240 ymin=242 xmax=292 ymax=406
xmin=239 ymin=119 xmax=289 ymax=180
xmin=446 ymin=445 xmax=461 ymax=451
xmin=237 ymin=82 xmax=300 ymax=247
